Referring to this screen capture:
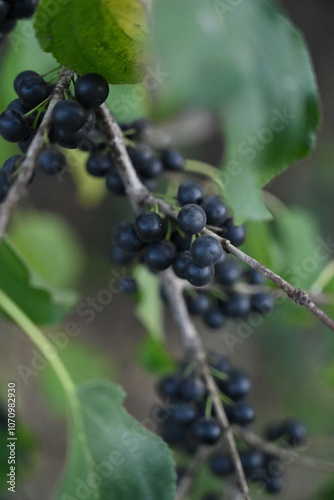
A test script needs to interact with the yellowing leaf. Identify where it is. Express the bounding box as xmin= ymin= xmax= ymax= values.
xmin=34 ymin=0 xmax=149 ymax=84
